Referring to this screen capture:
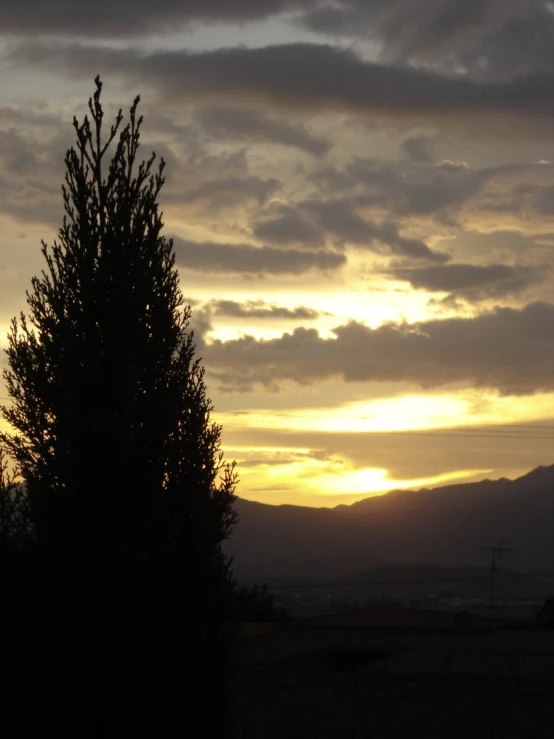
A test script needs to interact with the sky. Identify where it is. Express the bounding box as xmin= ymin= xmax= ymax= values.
xmin=1 ymin=0 xmax=554 ymax=507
